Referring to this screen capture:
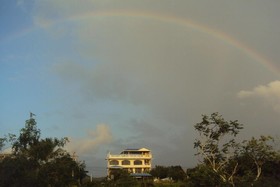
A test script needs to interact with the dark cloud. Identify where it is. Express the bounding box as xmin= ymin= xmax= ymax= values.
xmin=35 ymin=0 xmax=280 ymax=176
